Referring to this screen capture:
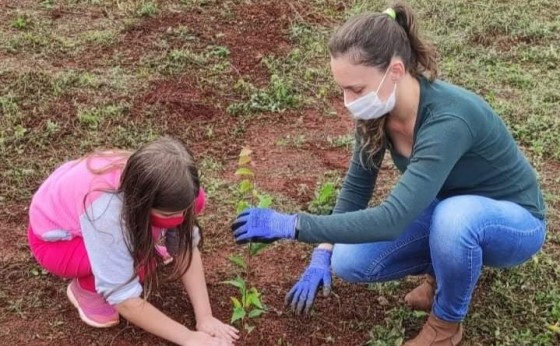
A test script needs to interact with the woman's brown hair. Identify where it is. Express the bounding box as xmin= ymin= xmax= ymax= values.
xmin=328 ymin=1 xmax=438 ymax=166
